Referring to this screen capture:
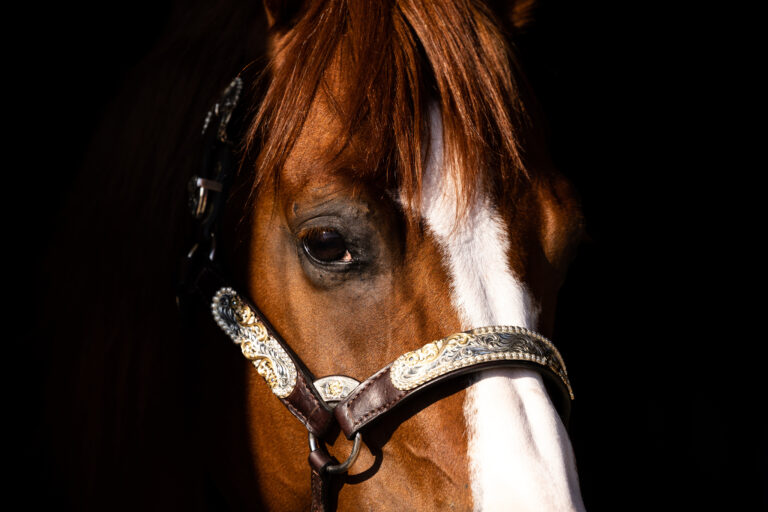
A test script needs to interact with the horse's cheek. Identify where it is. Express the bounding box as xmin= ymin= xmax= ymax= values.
xmin=335 ymin=391 xmax=473 ymax=511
